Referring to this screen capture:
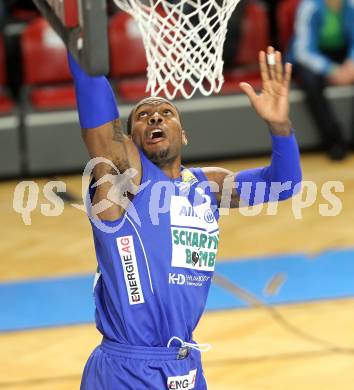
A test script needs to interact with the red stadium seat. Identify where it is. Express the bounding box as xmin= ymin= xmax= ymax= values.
xmin=235 ymin=1 xmax=270 ymax=66
xmin=29 ymin=85 xmax=76 ymax=110
xmin=222 ymin=69 xmax=263 ymax=94
xmin=21 ymin=17 xmax=75 ymax=110
xmin=109 ymin=12 xmax=148 ymax=77
xmin=46 ymin=0 xmax=79 ymax=27
xmin=0 ymin=35 xmax=15 ymax=114
xmin=109 ymin=12 xmax=148 ymax=101
xmin=277 ymin=0 xmax=301 ymax=51
xmin=11 ymin=7 xmax=39 ymax=22
xmin=221 ymin=1 xmax=270 ymax=94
